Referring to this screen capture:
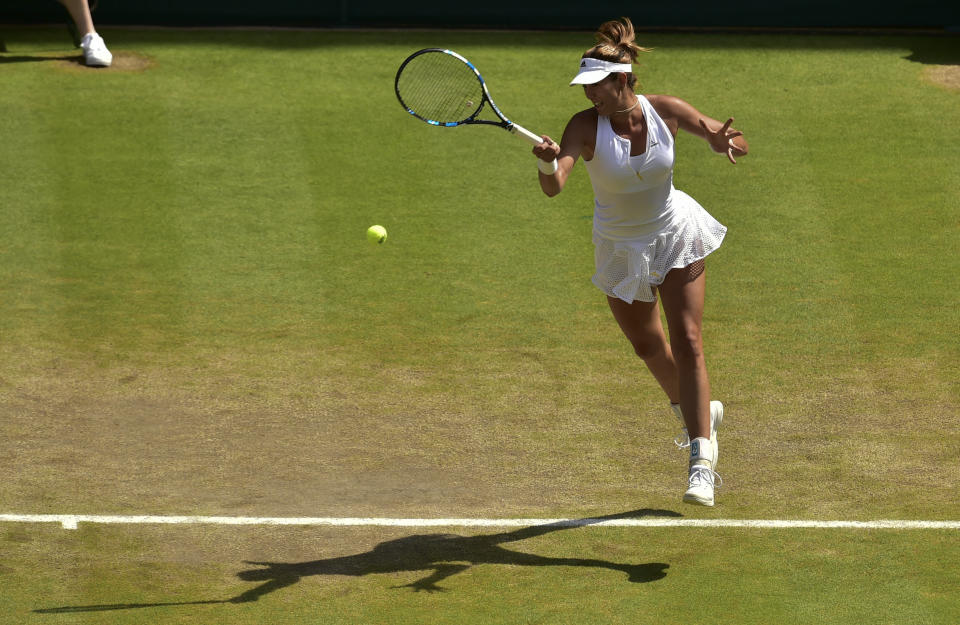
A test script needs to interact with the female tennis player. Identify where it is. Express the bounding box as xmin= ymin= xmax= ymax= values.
xmin=532 ymin=17 xmax=748 ymax=506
